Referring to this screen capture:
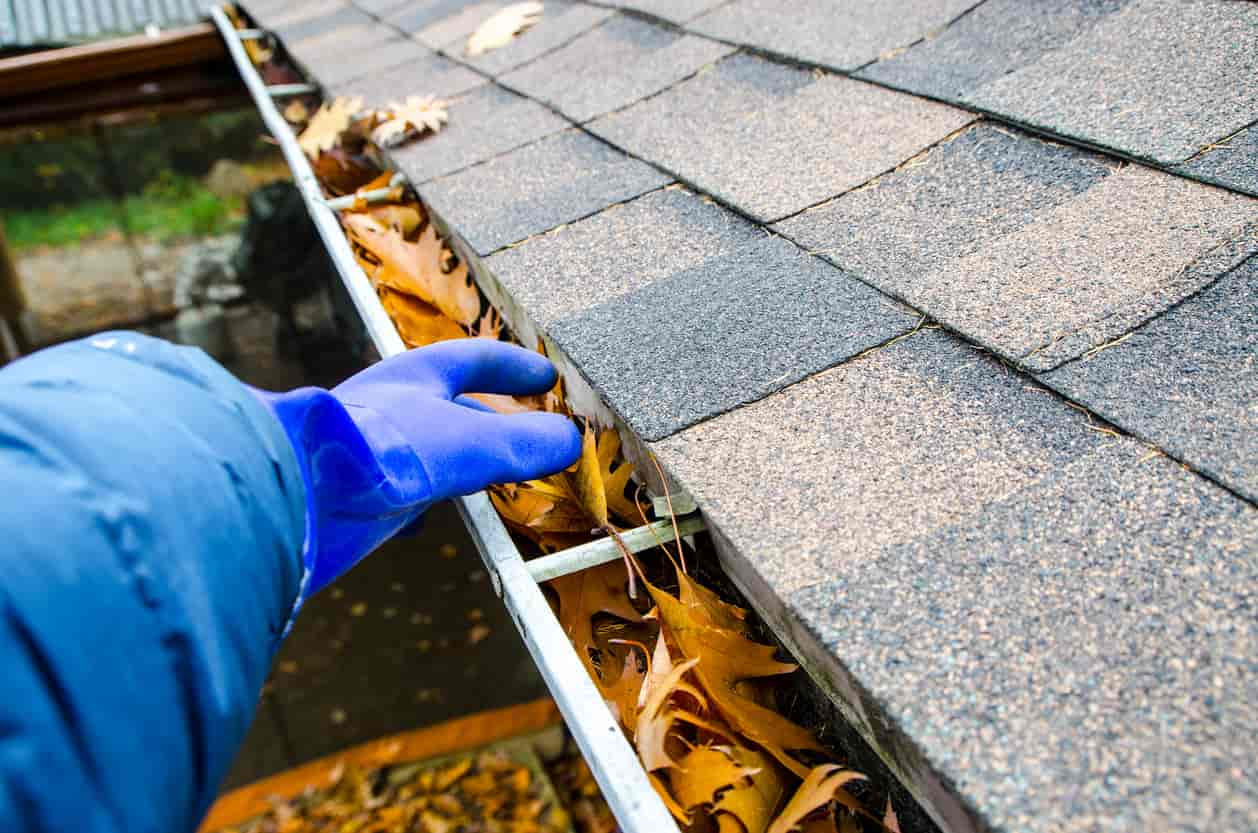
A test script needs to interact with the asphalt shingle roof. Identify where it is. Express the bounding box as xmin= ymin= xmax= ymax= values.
xmin=421 ymin=128 xmax=670 ymax=256
xmin=590 ymin=53 xmax=973 ymax=222
xmin=323 ymin=41 xmax=484 ymax=102
xmin=959 ymin=0 xmax=1258 ymax=165
xmin=688 ymin=0 xmax=982 ymax=71
xmin=776 ymin=125 xmax=1255 ymax=371
xmin=499 ymin=14 xmax=734 ymax=122
xmin=246 ymin=0 xmax=1258 ymax=830
xmin=1043 ymin=251 xmax=1258 ymax=503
